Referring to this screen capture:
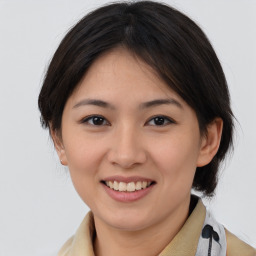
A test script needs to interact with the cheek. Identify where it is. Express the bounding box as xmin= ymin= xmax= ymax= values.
xmin=64 ymin=132 xmax=106 ymax=168
xmin=63 ymin=139 xmax=106 ymax=206
xmin=63 ymin=135 xmax=107 ymax=191
xmin=152 ymin=134 xmax=200 ymax=181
